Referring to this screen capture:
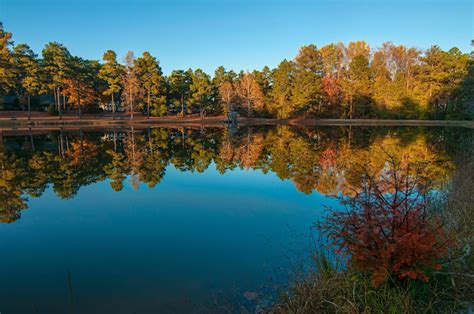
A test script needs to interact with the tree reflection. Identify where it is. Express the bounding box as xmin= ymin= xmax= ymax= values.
xmin=0 ymin=125 xmax=468 ymax=223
